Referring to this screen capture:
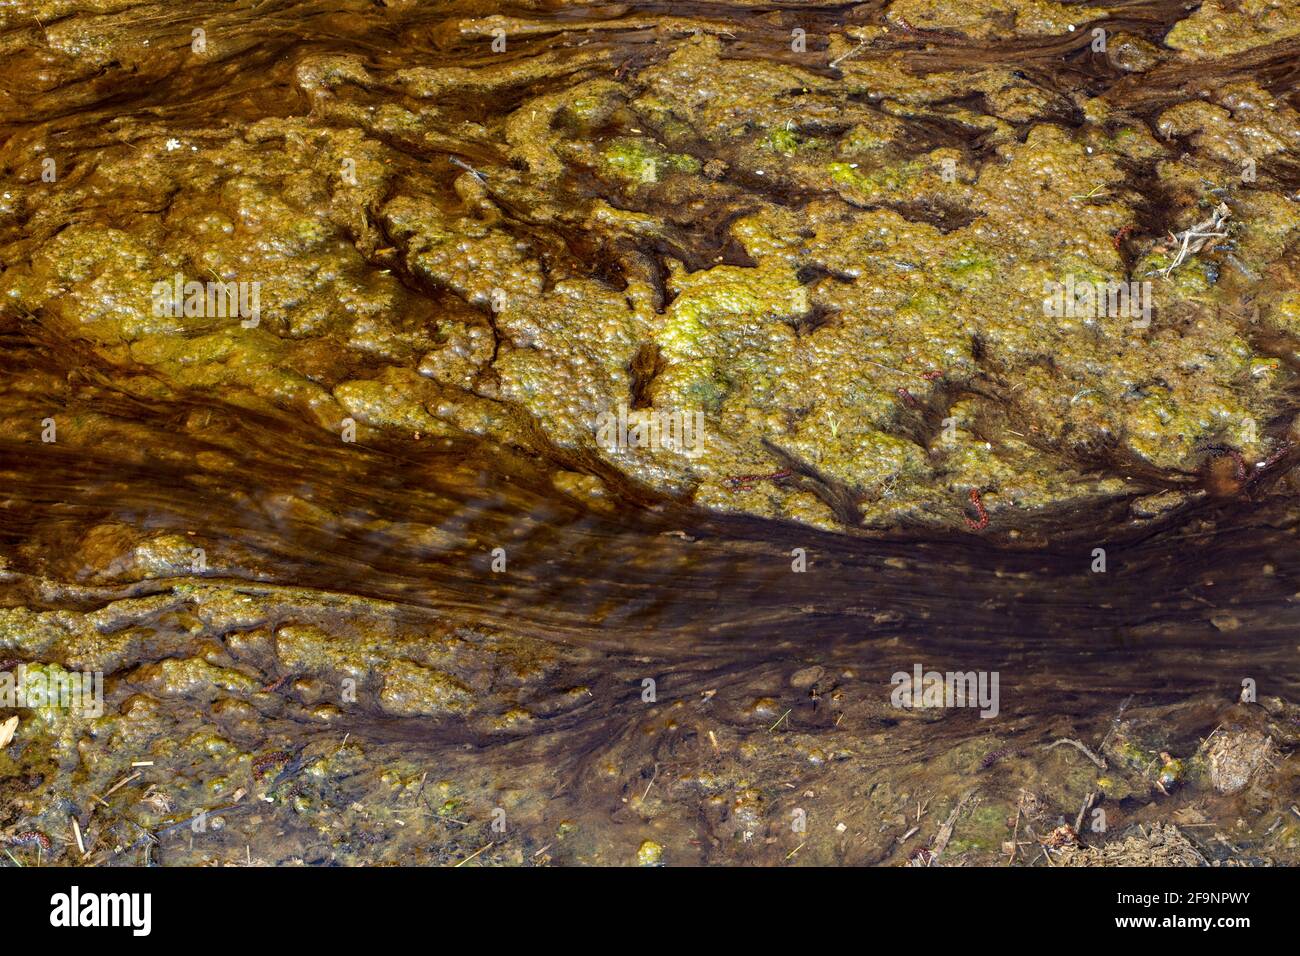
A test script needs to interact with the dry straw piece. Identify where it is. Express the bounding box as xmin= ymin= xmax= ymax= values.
xmin=0 ymin=715 xmax=18 ymax=748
